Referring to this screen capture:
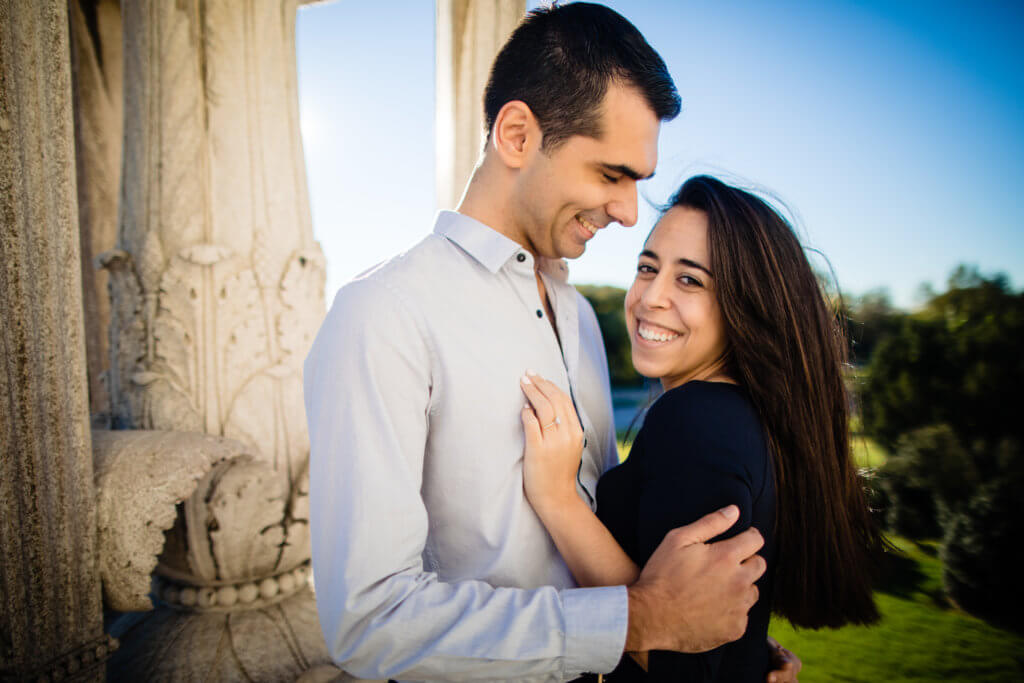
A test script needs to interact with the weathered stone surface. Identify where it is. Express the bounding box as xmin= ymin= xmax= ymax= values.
xmin=111 ymin=0 xmax=324 ymax=510
xmin=100 ymin=0 xmax=330 ymax=677
xmin=108 ymin=587 xmax=330 ymax=682
xmin=435 ymin=0 xmax=525 ymax=210
xmin=296 ymin=665 xmax=386 ymax=683
xmin=92 ymin=429 xmax=252 ymax=611
xmin=69 ymin=0 xmax=124 ymax=420
xmin=0 ymin=1 xmax=105 ymax=679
